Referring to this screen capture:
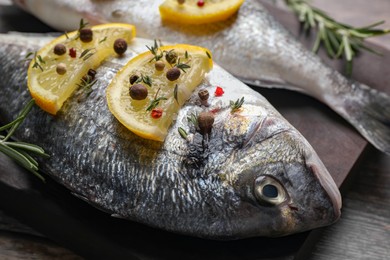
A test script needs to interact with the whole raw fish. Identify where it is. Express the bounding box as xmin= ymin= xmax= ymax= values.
xmin=0 ymin=33 xmax=341 ymax=239
xmin=12 ymin=0 xmax=390 ymax=154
